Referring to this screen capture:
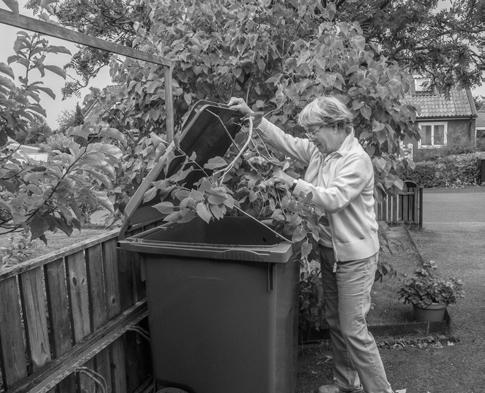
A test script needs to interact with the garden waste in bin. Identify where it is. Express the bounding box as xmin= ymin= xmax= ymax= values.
xmin=118 ymin=102 xmax=299 ymax=393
